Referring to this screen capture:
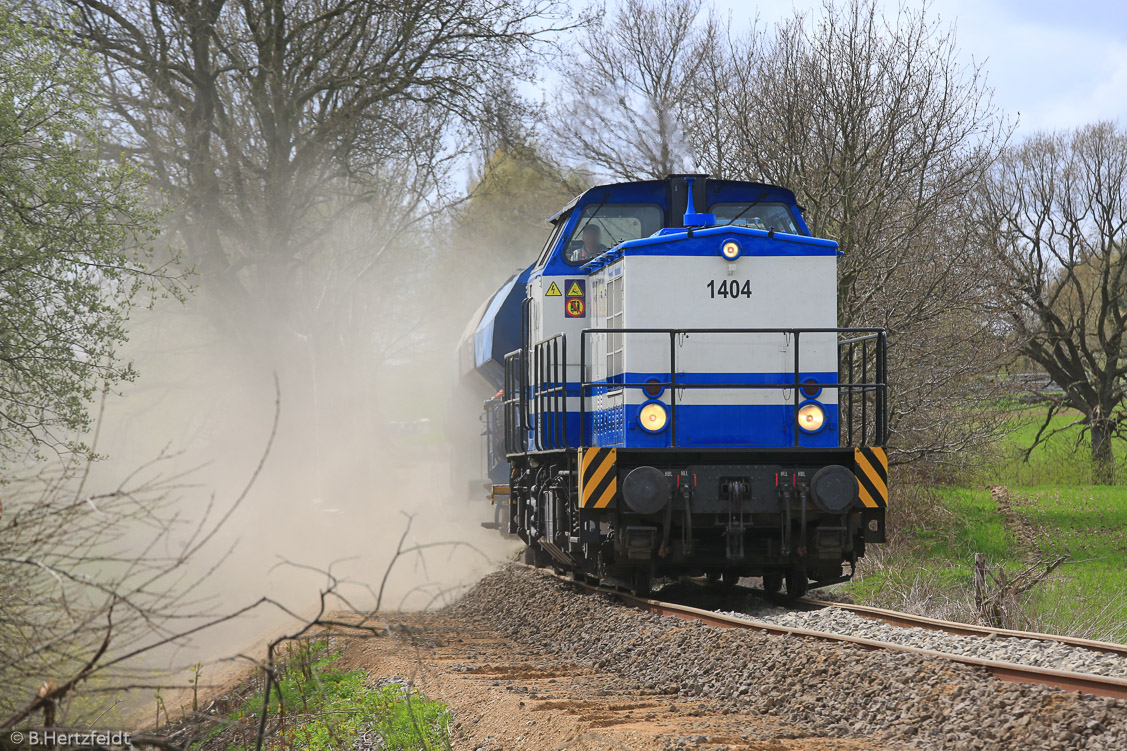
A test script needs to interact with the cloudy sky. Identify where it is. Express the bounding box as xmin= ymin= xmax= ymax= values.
xmin=712 ymin=0 xmax=1127 ymax=134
